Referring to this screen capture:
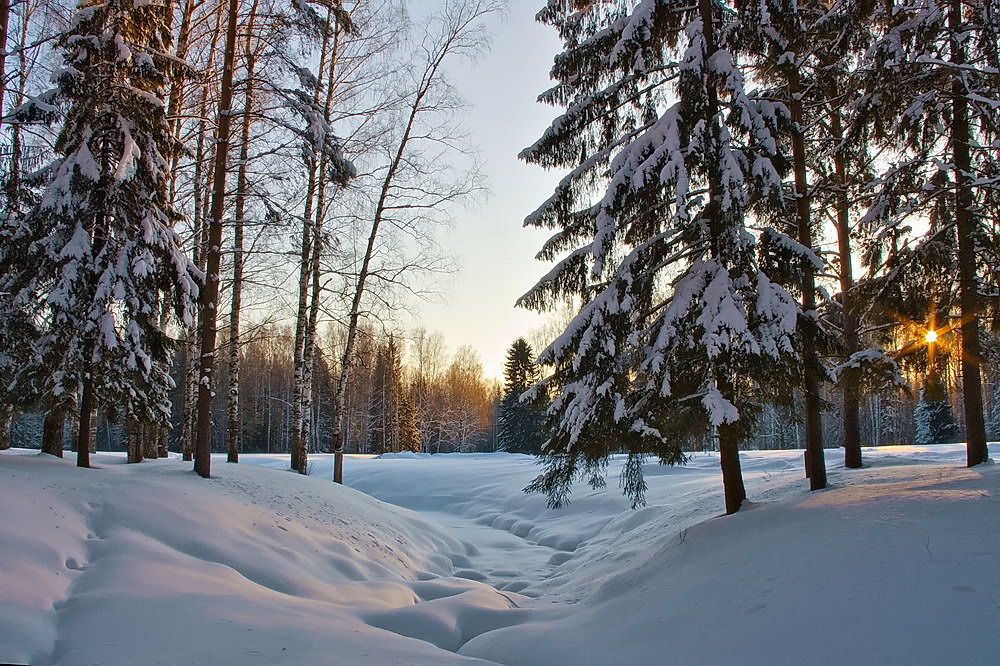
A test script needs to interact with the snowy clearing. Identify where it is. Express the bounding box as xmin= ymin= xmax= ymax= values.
xmin=2 ymin=444 xmax=998 ymax=664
